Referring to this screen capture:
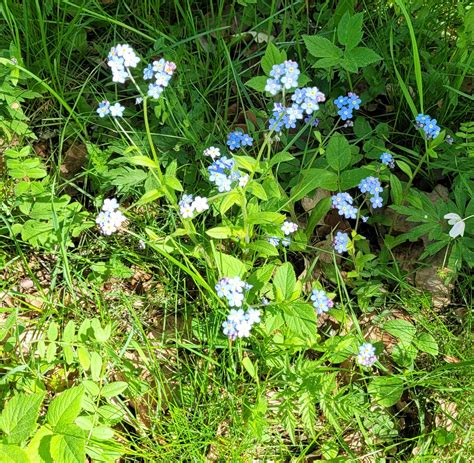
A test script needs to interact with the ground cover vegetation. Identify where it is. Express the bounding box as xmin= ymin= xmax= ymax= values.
xmin=0 ymin=0 xmax=473 ymax=461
